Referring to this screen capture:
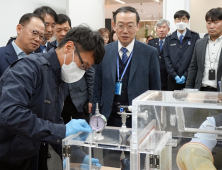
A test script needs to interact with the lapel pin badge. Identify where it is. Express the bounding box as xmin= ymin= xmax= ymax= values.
xmin=188 ymin=41 xmax=191 ymax=45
